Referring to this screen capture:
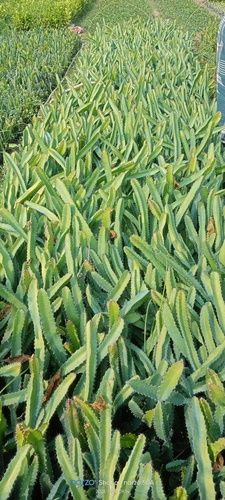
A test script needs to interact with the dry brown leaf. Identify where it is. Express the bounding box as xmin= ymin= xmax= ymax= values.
xmin=207 ymin=217 xmax=216 ymax=239
xmin=110 ymin=230 xmax=118 ymax=240
xmin=4 ymin=354 xmax=31 ymax=364
xmin=43 ymin=371 xmax=61 ymax=403
xmin=213 ymin=453 xmax=224 ymax=472
xmin=0 ymin=304 xmax=12 ymax=320
xmin=90 ymin=396 xmax=108 ymax=411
